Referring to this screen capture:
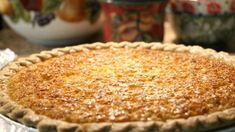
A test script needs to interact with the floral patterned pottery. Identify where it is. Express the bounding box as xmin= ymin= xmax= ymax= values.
xmin=0 ymin=0 xmax=102 ymax=45
xmin=170 ymin=0 xmax=235 ymax=51
xmin=99 ymin=0 xmax=168 ymax=42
